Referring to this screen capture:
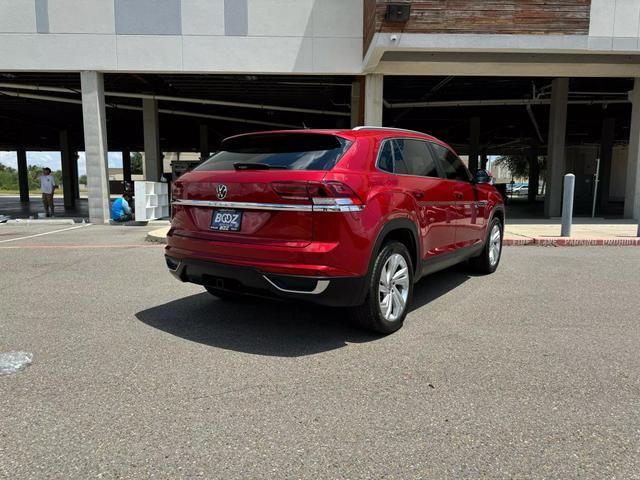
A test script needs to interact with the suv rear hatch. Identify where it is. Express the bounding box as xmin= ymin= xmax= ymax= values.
xmin=173 ymin=132 xmax=355 ymax=247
